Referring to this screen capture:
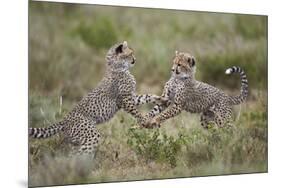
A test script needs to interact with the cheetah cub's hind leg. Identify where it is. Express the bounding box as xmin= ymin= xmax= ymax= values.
xmin=65 ymin=115 xmax=101 ymax=157
xmin=200 ymin=103 xmax=233 ymax=129
xmin=200 ymin=110 xmax=215 ymax=129
xmin=213 ymin=102 xmax=233 ymax=128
